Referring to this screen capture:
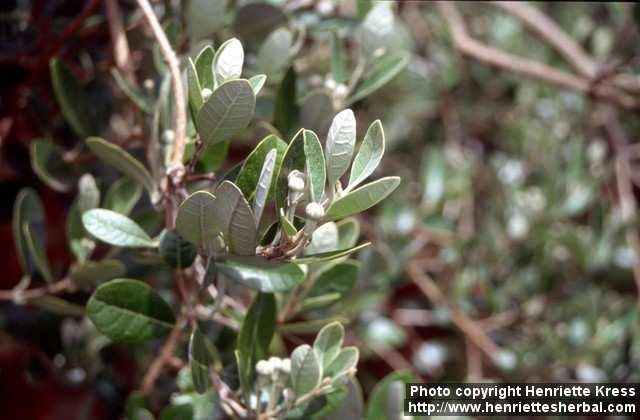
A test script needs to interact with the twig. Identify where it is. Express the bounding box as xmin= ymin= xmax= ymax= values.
xmin=139 ymin=316 xmax=185 ymax=395
xmin=105 ymin=0 xmax=136 ymax=83
xmin=0 ymin=278 xmax=71 ymax=301
xmin=435 ymin=2 xmax=639 ymax=110
xmin=600 ymin=105 xmax=640 ymax=306
xmin=491 ymin=1 xmax=640 ymax=94
xmin=406 ymin=261 xmax=503 ymax=363
xmin=135 ymin=0 xmax=186 ymax=177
